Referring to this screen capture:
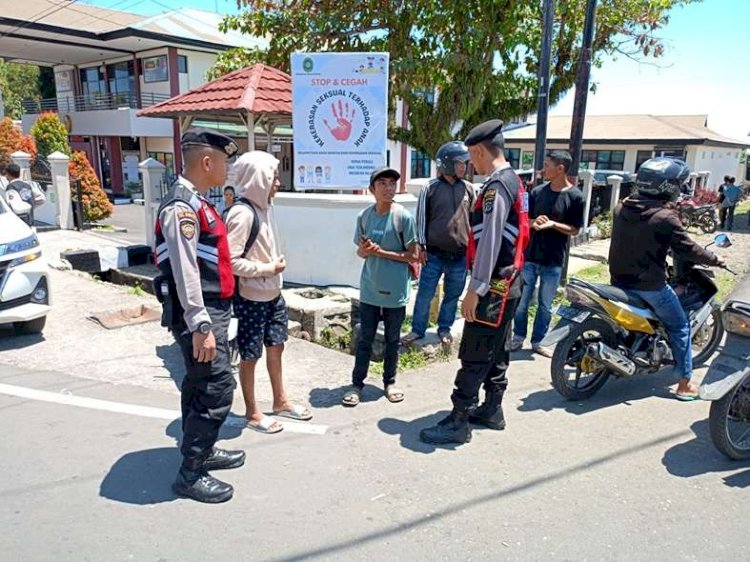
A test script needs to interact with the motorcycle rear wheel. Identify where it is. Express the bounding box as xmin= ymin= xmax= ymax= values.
xmin=692 ymin=308 xmax=724 ymax=366
xmin=709 ymin=372 xmax=750 ymax=460
xmin=551 ymin=318 xmax=617 ymax=400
